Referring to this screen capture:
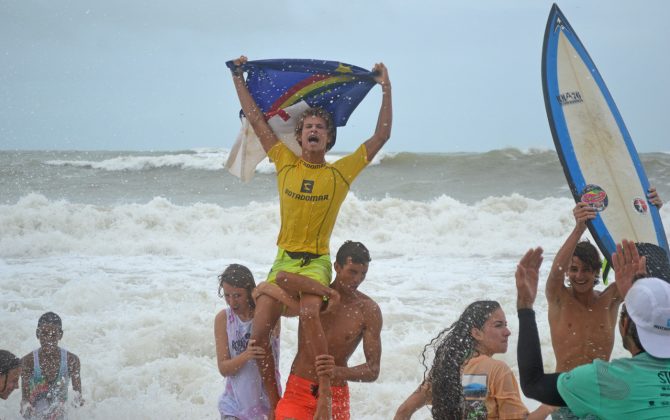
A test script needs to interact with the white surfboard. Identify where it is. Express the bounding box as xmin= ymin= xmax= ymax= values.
xmin=542 ymin=4 xmax=670 ymax=279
